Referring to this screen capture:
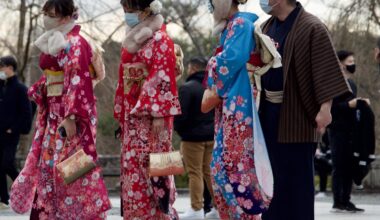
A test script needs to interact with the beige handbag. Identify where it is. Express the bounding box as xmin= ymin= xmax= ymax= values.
xmin=149 ymin=151 xmax=185 ymax=177
xmin=56 ymin=149 xmax=96 ymax=185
